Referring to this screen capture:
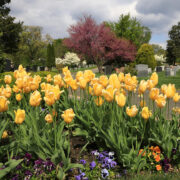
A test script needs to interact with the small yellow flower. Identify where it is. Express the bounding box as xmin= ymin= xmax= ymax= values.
xmin=115 ymin=93 xmax=126 ymax=107
xmin=166 ymin=84 xmax=176 ymax=98
xmin=61 ymin=108 xmax=75 ymax=124
xmin=102 ymin=85 xmax=117 ymax=102
xmin=29 ymin=91 xmax=42 ymax=107
xmin=4 ymin=75 xmax=12 ymax=84
xmin=0 ymin=96 xmax=9 ymax=112
xmin=16 ymin=94 xmax=22 ymax=102
xmin=14 ymin=109 xmax=25 ymax=124
xmin=109 ymin=74 xmax=121 ymax=89
xmin=126 ymin=105 xmax=138 ymax=117
xmin=141 ymin=107 xmax=152 ymax=120
xmin=93 ymin=83 xmax=103 ymax=96
xmin=99 ymin=75 xmax=109 ymax=88
xmin=138 ymin=80 xmax=147 ymax=94
xmin=155 ymin=94 xmax=166 ymax=108
xmin=150 ymin=72 xmax=158 ymax=86
xmin=94 ymin=97 xmax=104 ymax=106
xmin=2 ymin=130 xmax=8 ymax=139
xmin=149 ymin=88 xmax=159 ymax=101
xmin=45 ymin=114 xmax=53 ymax=123
xmin=173 ymin=93 xmax=180 ymax=103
